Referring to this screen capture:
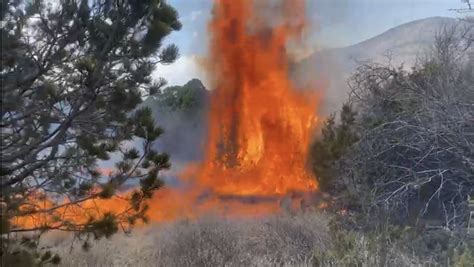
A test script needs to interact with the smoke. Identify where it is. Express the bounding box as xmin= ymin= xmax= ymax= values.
xmin=152 ymin=103 xmax=208 ymax=163
xmin=144 ymin=79 xmax=210 ymax=185
xmin=106 ymin=0 xmax=324 ymax=221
